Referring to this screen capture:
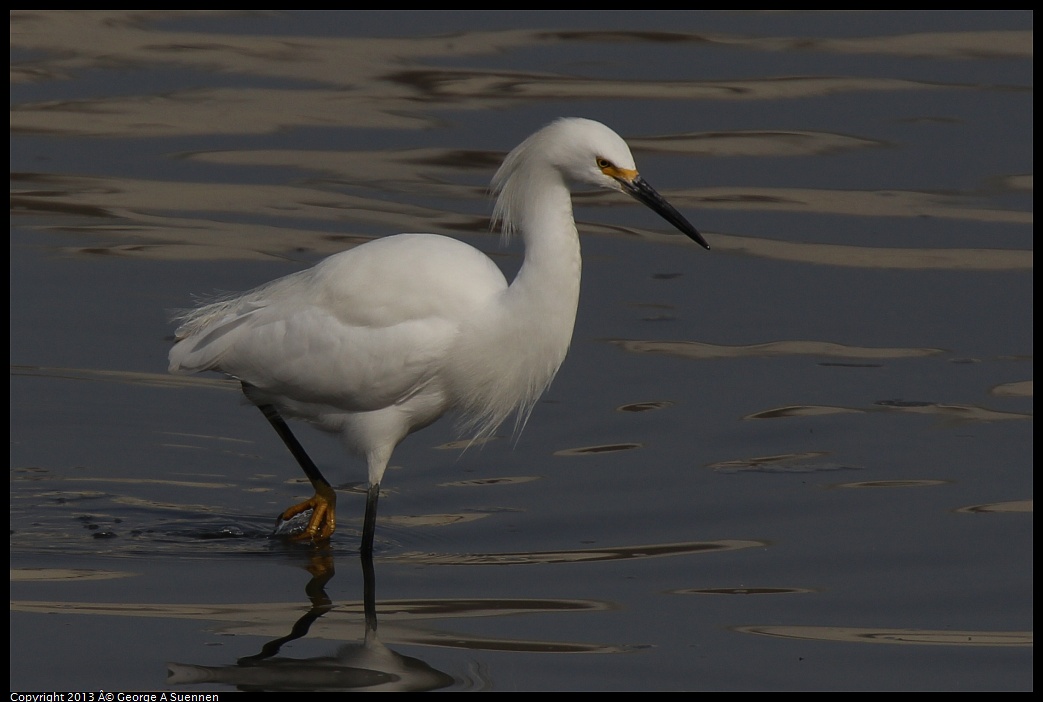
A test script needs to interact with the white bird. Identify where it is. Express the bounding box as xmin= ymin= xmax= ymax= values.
xmin=169 ymin=118 xmax=709 ymax=554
